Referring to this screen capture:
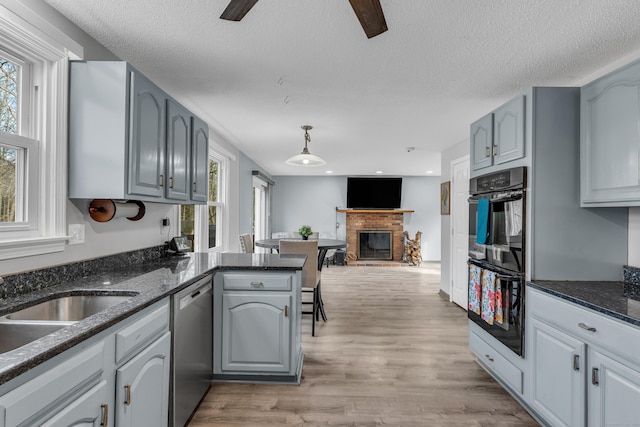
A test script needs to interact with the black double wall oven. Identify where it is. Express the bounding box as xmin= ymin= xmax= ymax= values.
xmin=468 ymin=166 xmax=526 ymax=356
